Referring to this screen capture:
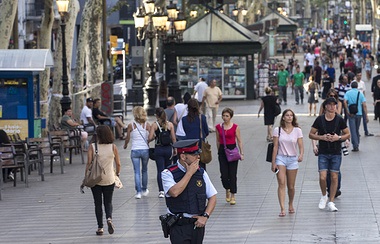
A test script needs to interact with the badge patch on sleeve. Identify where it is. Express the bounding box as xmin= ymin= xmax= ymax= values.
xmin=196 ymin=180 xmax=203 ymax=187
